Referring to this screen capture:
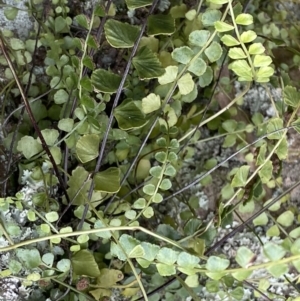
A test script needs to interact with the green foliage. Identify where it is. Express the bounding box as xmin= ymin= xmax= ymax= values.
xmin=1 ymin=0 xmax=300 ymax=300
